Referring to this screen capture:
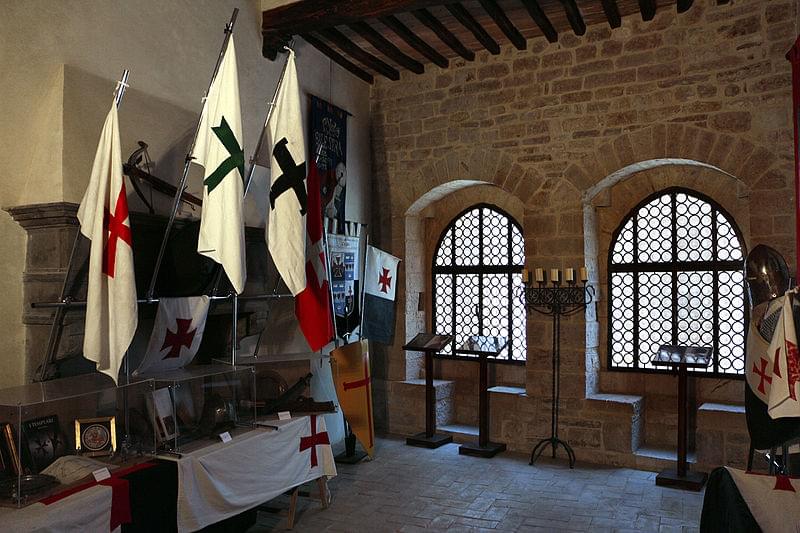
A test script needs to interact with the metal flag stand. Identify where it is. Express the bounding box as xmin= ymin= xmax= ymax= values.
xmin=35 ymin=69 xmax=130 ymax=383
